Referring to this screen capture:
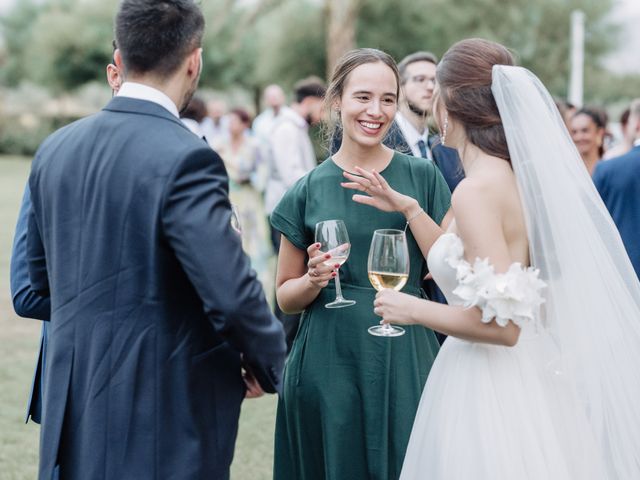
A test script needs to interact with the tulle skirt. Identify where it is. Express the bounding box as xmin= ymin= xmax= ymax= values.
xmin=399 ymin=330 xmax=609 ymax=480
